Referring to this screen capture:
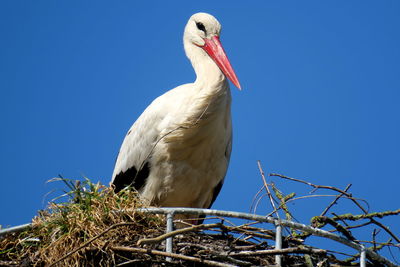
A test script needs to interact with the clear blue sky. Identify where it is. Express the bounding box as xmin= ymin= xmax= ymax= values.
xmin=1 ymin=0 xmax=399 ymax=259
